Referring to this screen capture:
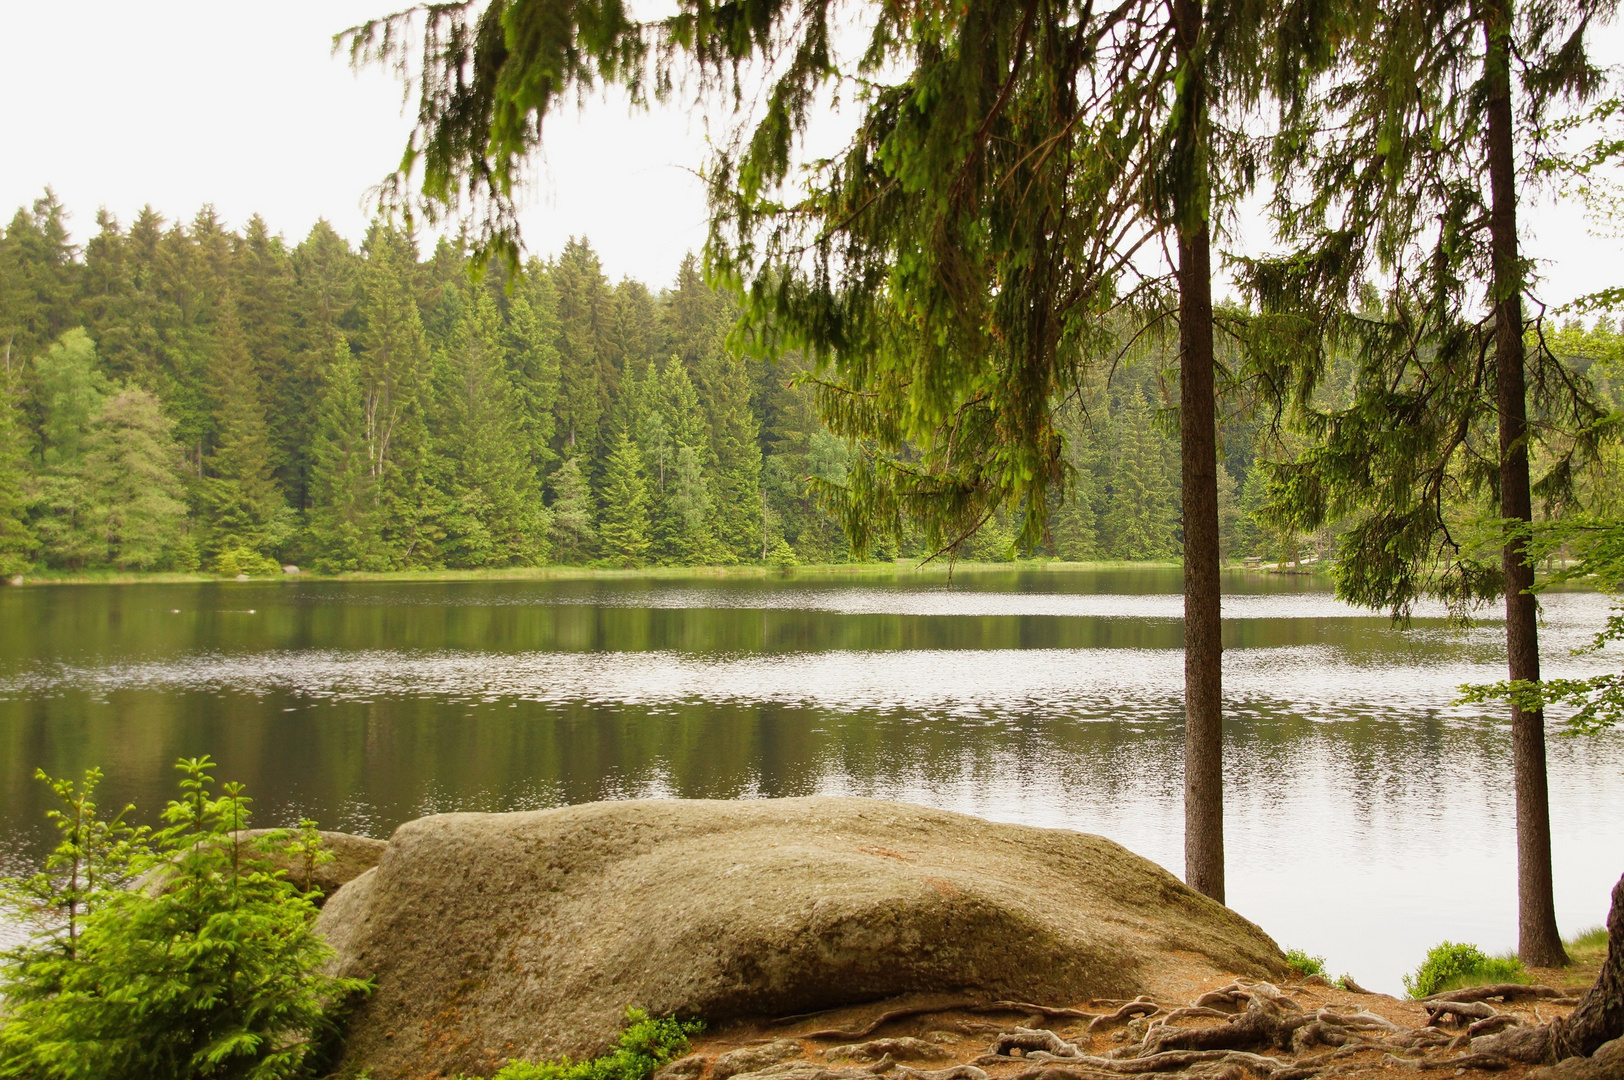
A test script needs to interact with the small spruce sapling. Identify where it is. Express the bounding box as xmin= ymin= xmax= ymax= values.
xmin=0 ymin=756 xmax=371 ymax=1080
